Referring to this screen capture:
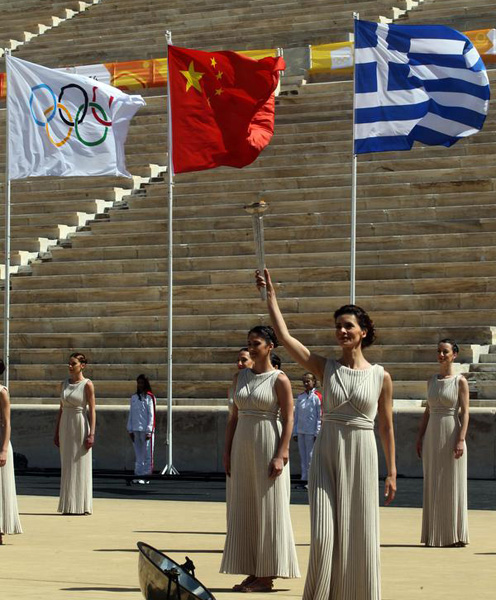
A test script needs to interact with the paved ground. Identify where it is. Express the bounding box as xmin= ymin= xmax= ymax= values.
xmin=1 ymin=475 xmax=495 ymax=600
